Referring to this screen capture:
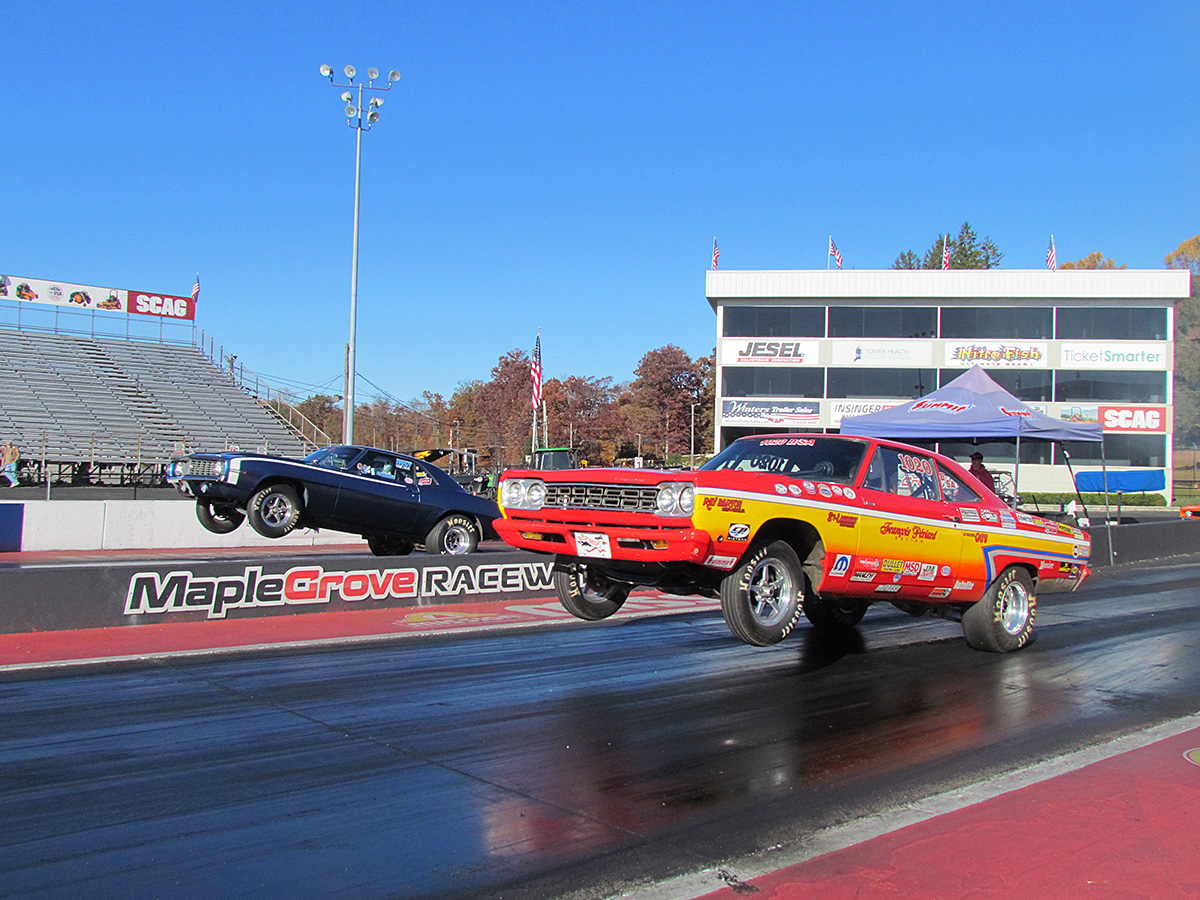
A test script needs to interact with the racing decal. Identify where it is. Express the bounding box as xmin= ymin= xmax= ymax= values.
xmin=850 ymin=571 xmax=876 ymax=582
xmin=728 ymin=523 xmax=751 ymax=541
xmin=703 ymin=554 xmax=739 ymax=570
xmin=1058 ymin=562 xmax=1082 ymax=578
xmin=857 ymin=557 xmax=881 ymax=570
xmin=831 ymin=485 xmax=844 ymax=497
xmin=123 ymin=562 xmax=555 ymax=620
xmin=897 ymin=453 xmax=935 ymax=476
xmin=701 ymin=496 xmax=745 ymax=513
xmin=918 ymin=563 xmax=937 ymax=581
xmin=902 ymin=561 xmax=921 ymax=576
xmin=928 ymin=587 xmax=952 ymax=598
xmin=959 ymin=508 xmax=981 ymax=522
xmin=1039 ymin=559 xmax=1057 ymax=571
xmin=940 ymin=565 xmax=951 ymax=576
xmin=879 ymin=523 xmax=938 ymax=541
xmin=874 ymin=584 xmax=902 ymax=593
xmin=788 ymin=484 xmax=802 ymax=496
xmin=843 ymin=487 xmax=857 ymax=500
xmin=881 ymin=559 xmax=904 ymax=574
xmin=981 ymin=510 xmax=999 ymax=523
xmin=774 ymin=484 xmax=788 ymax=495
xmin=817 ymin=484 xmax=833 ymax=498
xmin=802 ymin=482 xmax=816 ymax=494
xmin=829 ymin=554 xmax=852 ymax=577
xmin=999 ymin=512 xmax=1016 ymax=529
xmin=826 ymin=511 xmax=859 ymax=528
xmin=953 ymin=579 xmax=975 ymax=590
xmin=760 ymin=437 xmax=817 ymax=446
